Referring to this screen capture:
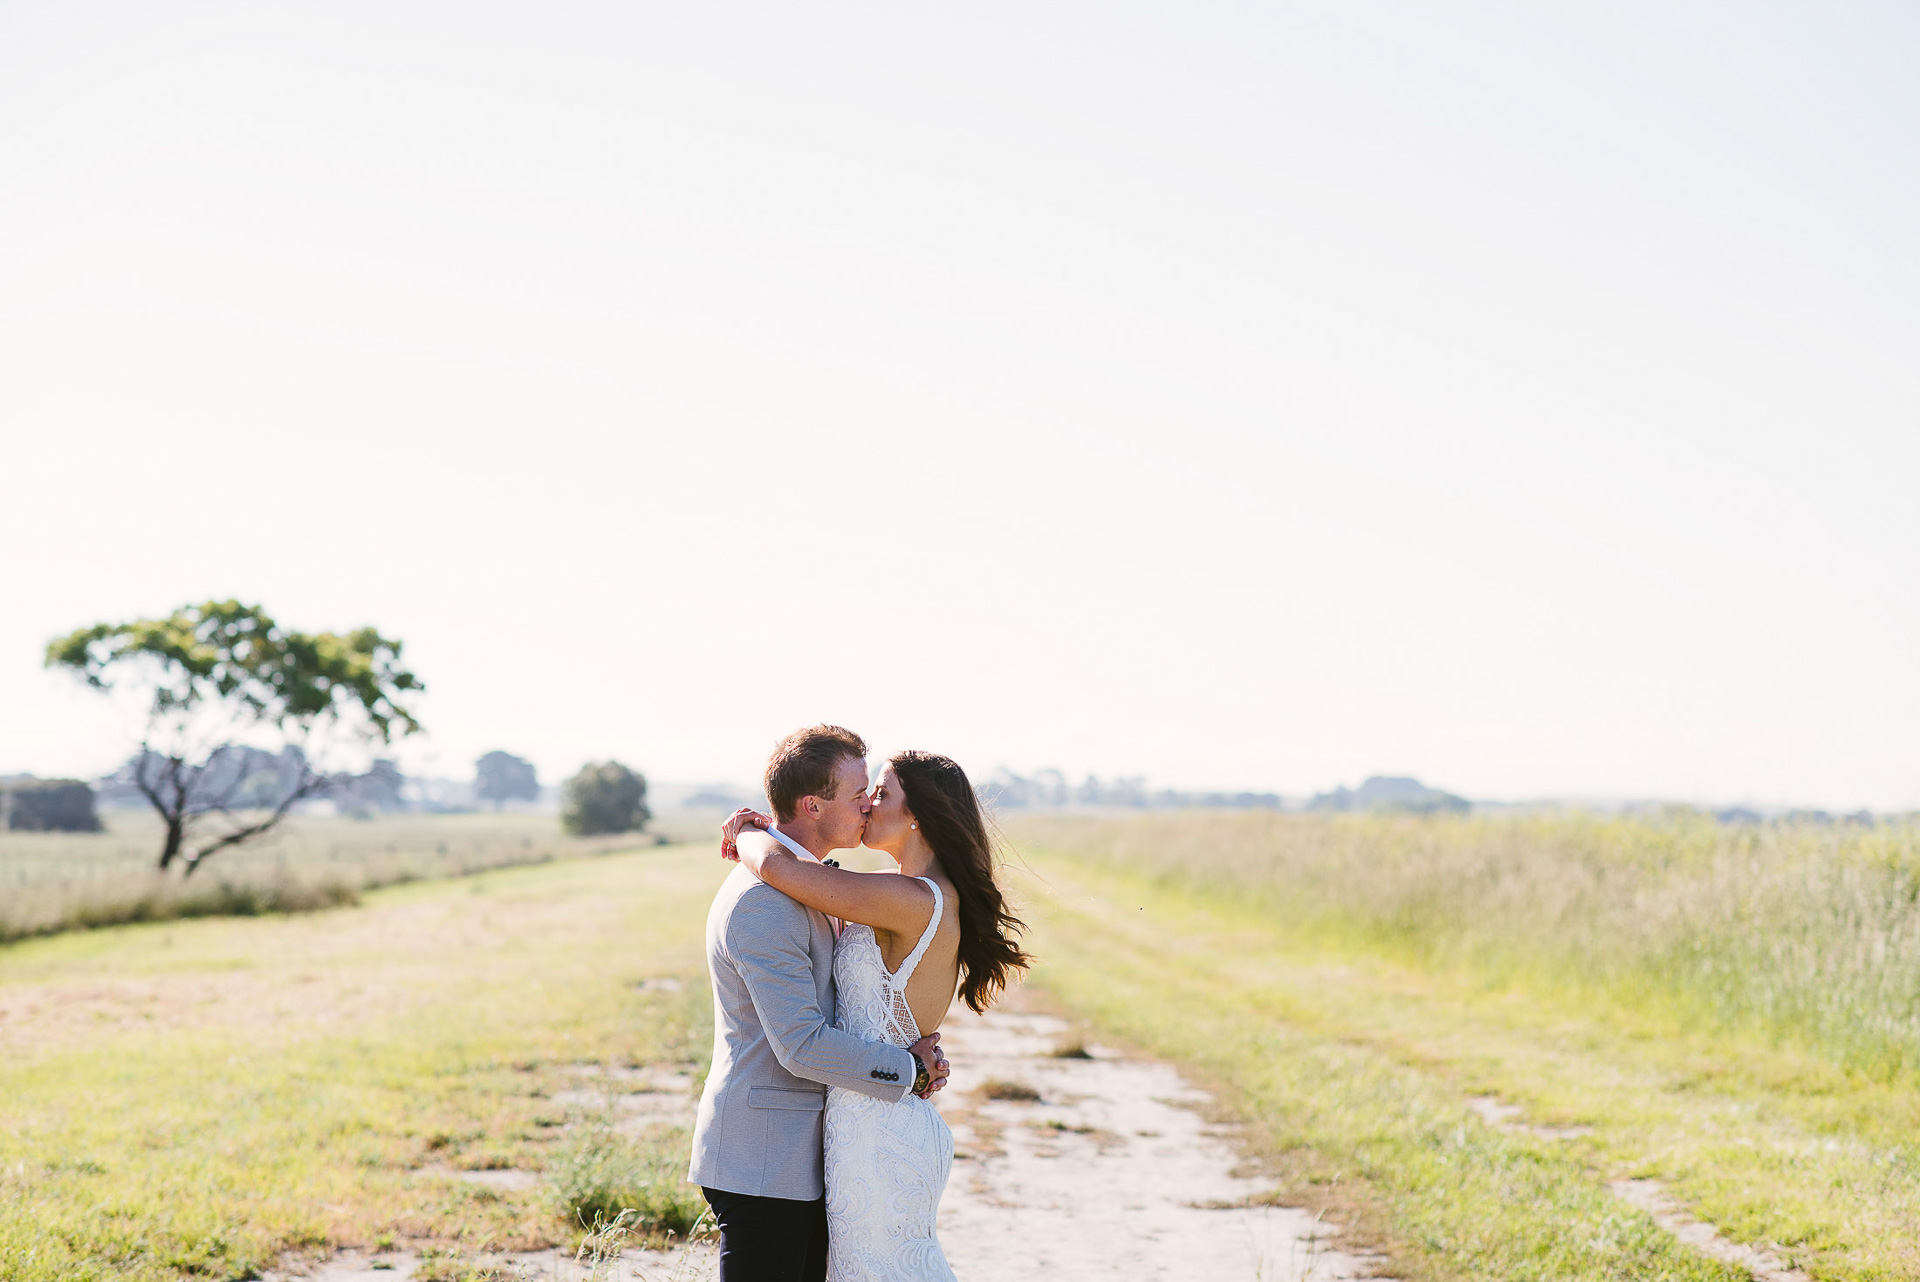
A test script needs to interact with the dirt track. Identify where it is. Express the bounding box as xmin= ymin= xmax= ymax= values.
xmin=277 ymin=1006 xmax=1381 ymax=1281
xmin=931 ymin=1007 xmax=1382 ymax=1281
